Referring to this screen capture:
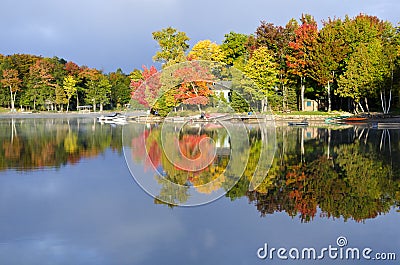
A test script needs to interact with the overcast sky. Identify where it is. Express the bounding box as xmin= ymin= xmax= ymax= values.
xmin=1 ymin=0 xmax=399 ymax=73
